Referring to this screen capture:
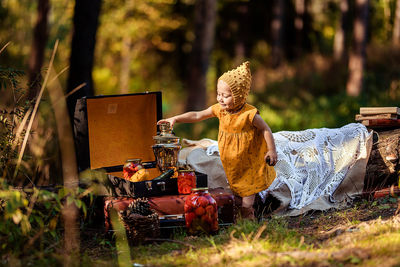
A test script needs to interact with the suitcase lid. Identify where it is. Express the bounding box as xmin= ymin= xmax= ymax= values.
xmin=74 ymin=92 xmax=162 ymax=171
